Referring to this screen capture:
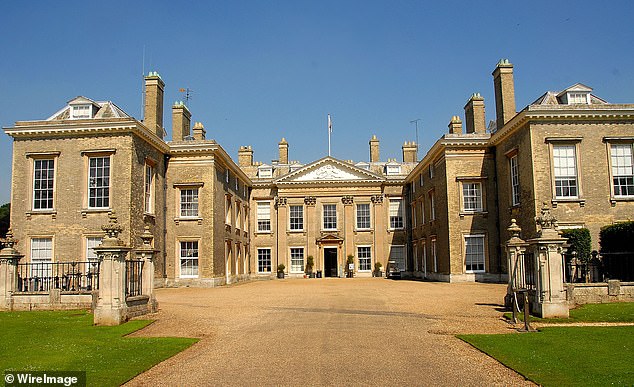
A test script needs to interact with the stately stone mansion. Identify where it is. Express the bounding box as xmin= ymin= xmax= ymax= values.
xmin=4 ymin=60 xmax=634 ymax=286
